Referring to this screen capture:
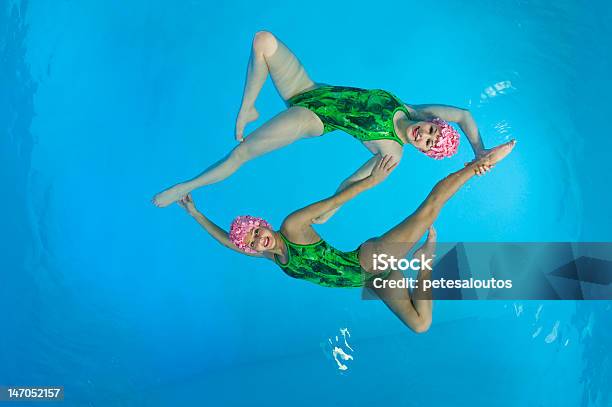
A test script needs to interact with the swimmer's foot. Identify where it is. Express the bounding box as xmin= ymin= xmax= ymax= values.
xmin=152 ymin=183 xmax=190 ymax=207
xmin=470 ymin=139 xmax=516 ymax=172
xmin=235 ymin=105 xmax=259 ymax=142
